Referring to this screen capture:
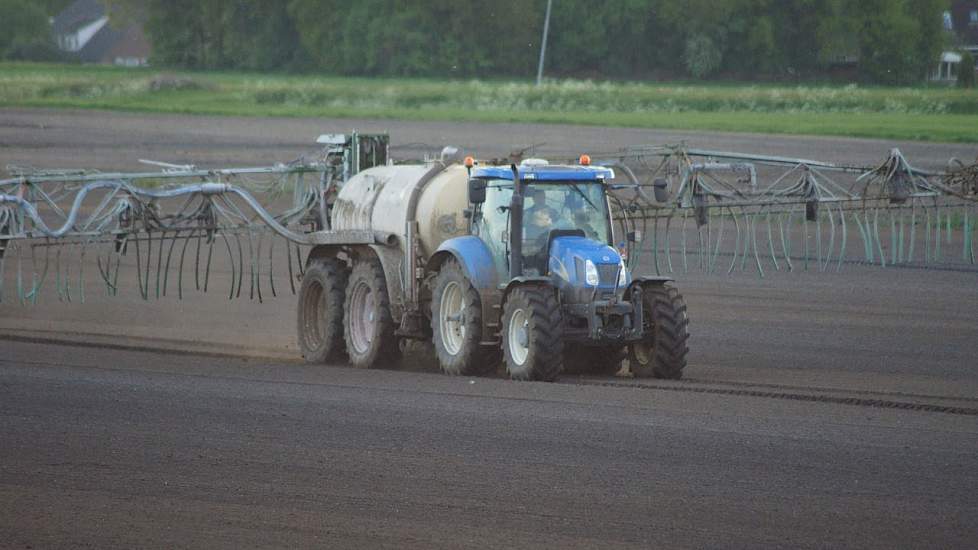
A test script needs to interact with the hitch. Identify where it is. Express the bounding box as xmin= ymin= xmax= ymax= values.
xmin=568 ymin=284 xmax=645 ymax=343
